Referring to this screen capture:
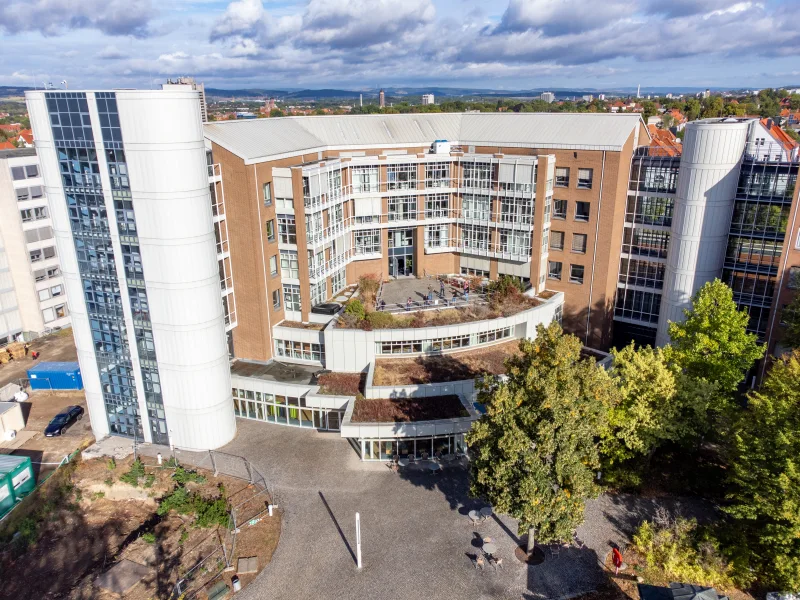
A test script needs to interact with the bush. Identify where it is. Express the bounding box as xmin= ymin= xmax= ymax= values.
xmin=142 ymin=532 xmax=156 ymax=544
xmin=172 ymin=466 xmax=206 ymax=485
xmin=120 ymin=458 xmax=146 ymax=487
xmin=107 ymin=458 xmax=116 ymax=470
xmin=344 ymin=299 xmax=366 ymax=321
xmin=157 ymin=485 xmax=230 ymax=529
xmin=358 ymin=274 xmax=380 ymax=306
xmin=633 ymin=518 xmax=749 ymax=590
xmin=366 ymin=311 xmax=396 ymax=329
xmin=14 ymin=517 xmax=38 ymax=550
